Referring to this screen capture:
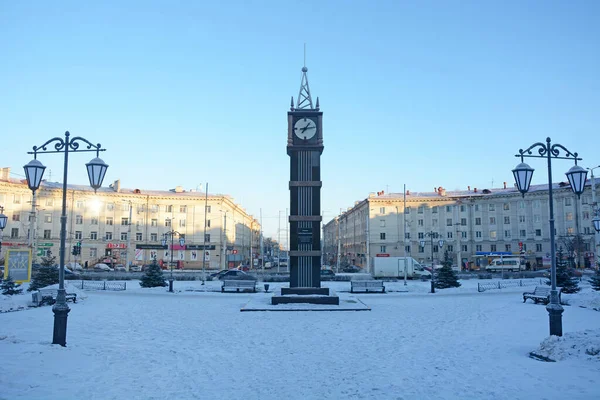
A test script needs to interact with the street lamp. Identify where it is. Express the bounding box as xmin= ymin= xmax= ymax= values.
xmin=512 ymin=137 xmax=587 ymax=337
xmin=24 ymin=131 xmax=108 ymax=346
xmin=162 ymin=230 xmax=185 ymax=292
xmin=0 ymin=206 xmax=7 ymax=253
xmin=421 ymin=232 xmax=440 ymax=293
